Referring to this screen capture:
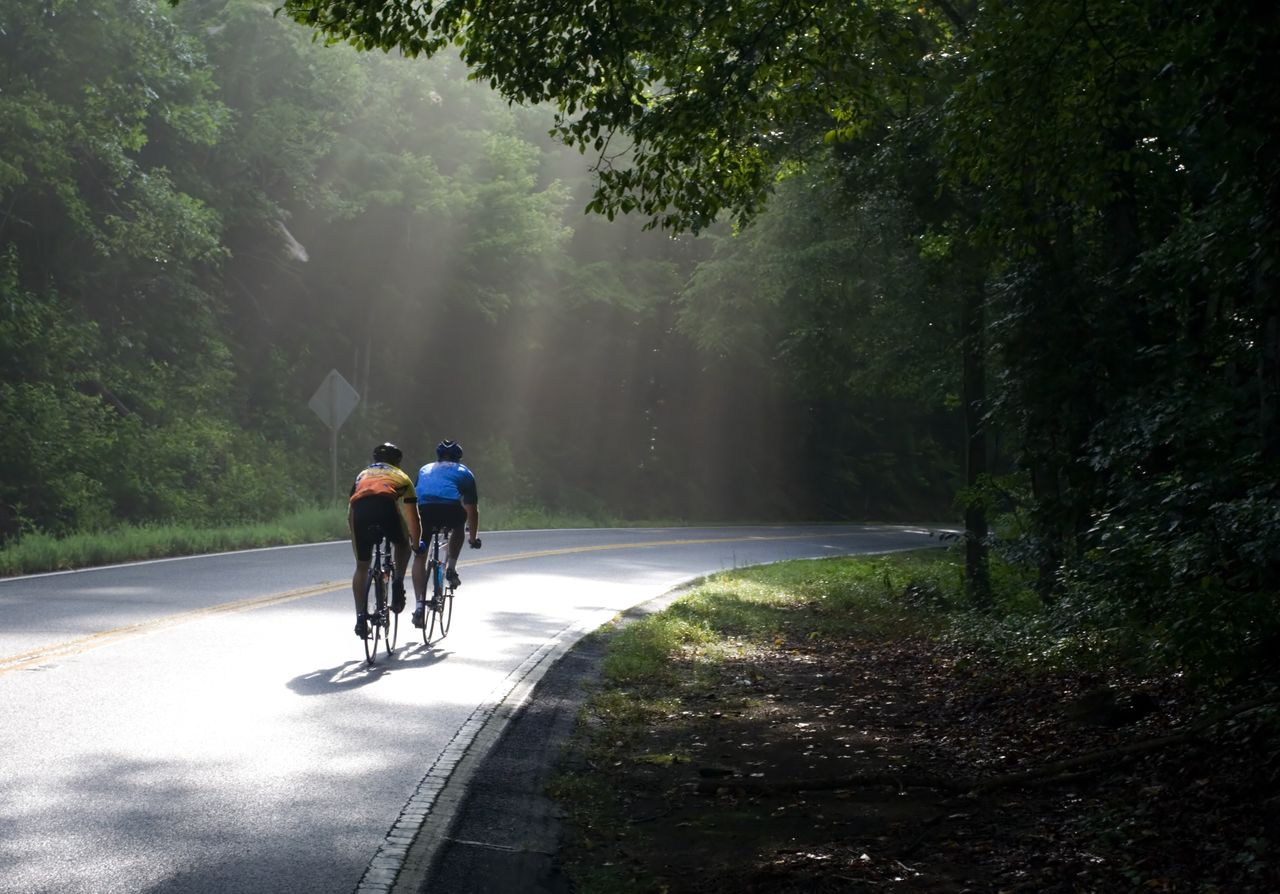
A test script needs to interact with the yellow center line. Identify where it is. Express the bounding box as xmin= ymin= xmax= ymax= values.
xmin=463 ymin=530 xmax=863 ymax=567
xmin=0 ymin=531 xmax=865 ymax=675
xmin=0 ymin=581 xmax=345 ymax=676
